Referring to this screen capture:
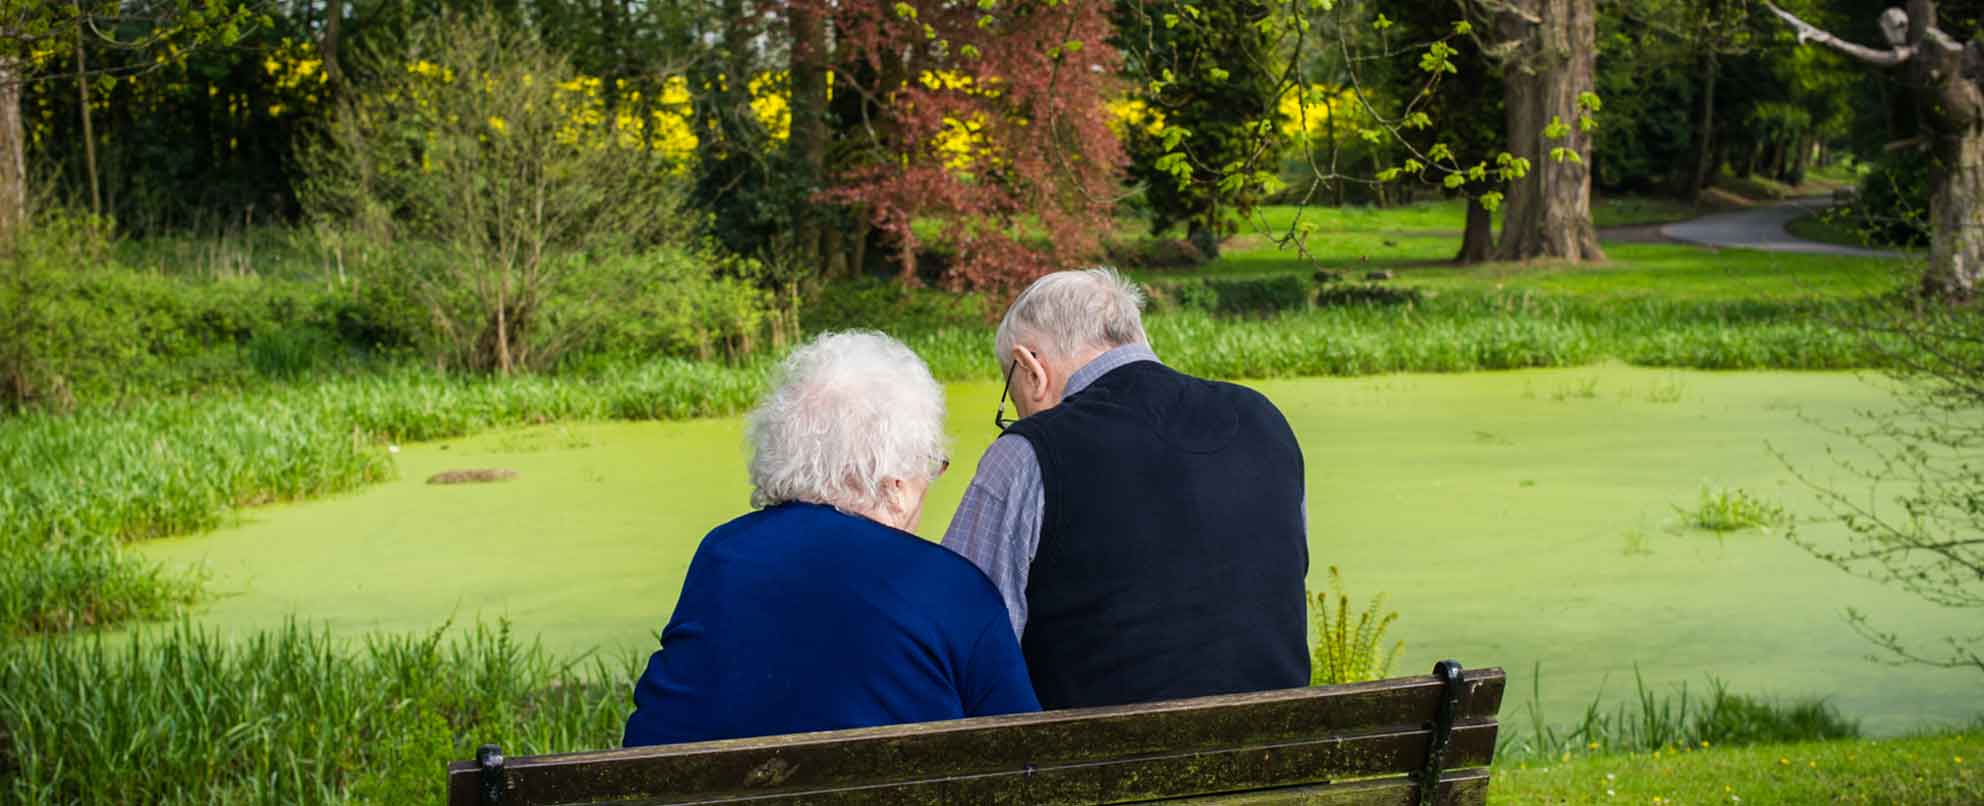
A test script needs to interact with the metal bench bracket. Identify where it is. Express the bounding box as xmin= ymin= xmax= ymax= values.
xmin=478 ymin=743 xmax=507 ymax=806
xmin=1415 ymin=660 xmax=1464 ymax=806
